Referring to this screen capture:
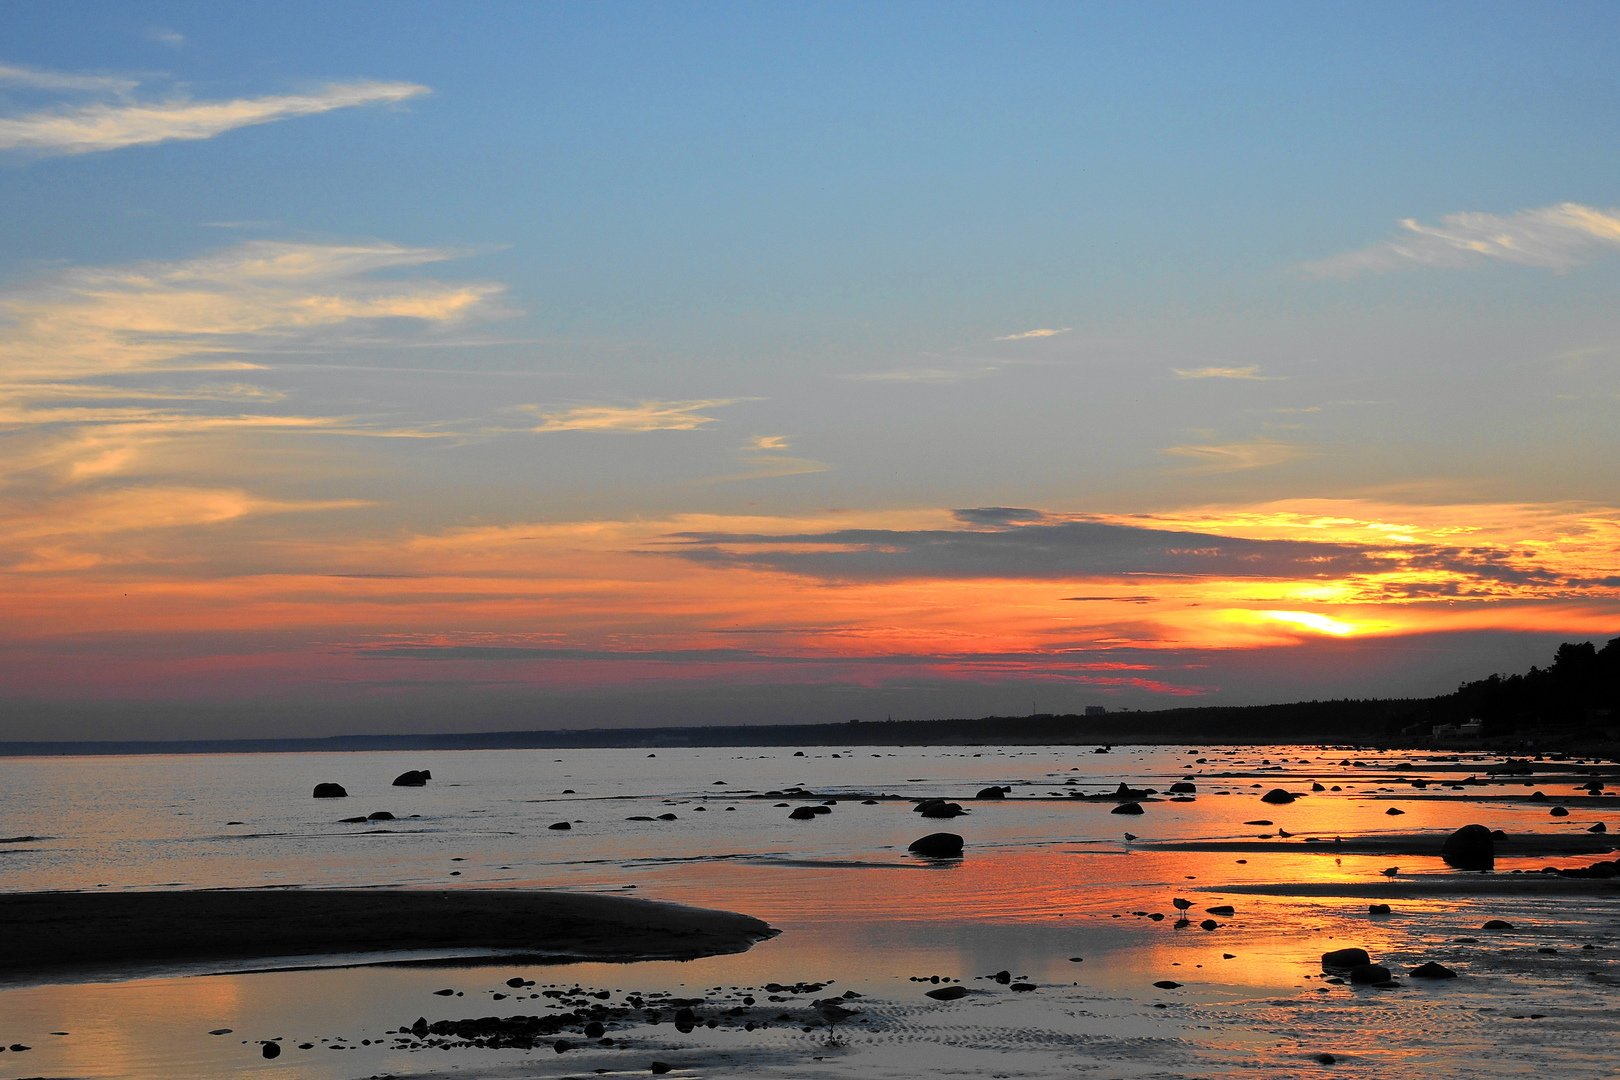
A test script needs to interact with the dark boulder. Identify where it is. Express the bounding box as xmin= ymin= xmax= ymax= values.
xmin=920 ymin=801 xmax=966 ymax=819
xmin=925 ymin=985 xmax=969 ymax=1000
xmin=313 ymin=783 xmax=347 ymax=798
xmin=1348 ymin=964 xmax=1393 ymax=984
xmin=976 ymin=786 xmax=1006 ymax=799
xmin=1409 ymin=961 xmax=1458 ymax=979
xmin=1111 ymin=801 xmax=1145 ymax=815
xmin=1168 ymin=782 xmax=1197 ymax=794
xmin=548 ymin=821 xmax=572 ymax=830
xmin=392 ymin=770 xmax=431 ymax=787
xmin=1441 ymin=824 xmax=1495 ymax=871
xmin=788 ymin=806 xmax=819 ymax=820
xmin=1321 ymin=947 xmax=1371 ymax=970
xmin=908 ymin=832 xmax=964 ymax=858
xmin=366 ymin=811 xmax=395 ymax=821
xmin=1260 ymin=789 xmax=1296 ymax=805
